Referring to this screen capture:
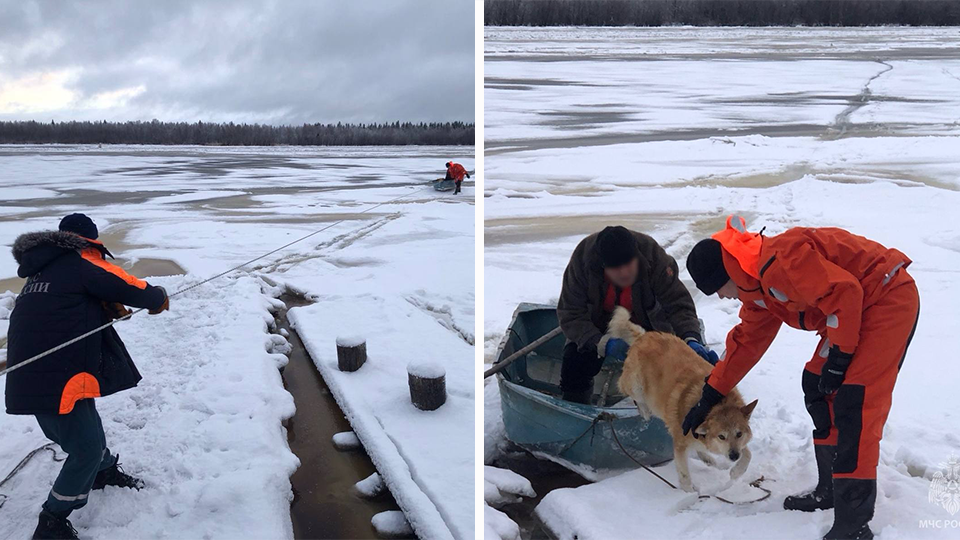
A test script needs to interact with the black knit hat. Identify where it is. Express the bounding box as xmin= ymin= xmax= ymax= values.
xmin=686 ymin=238 xmax=729 ymax=295
xmin=59 ymin=213 xmax=98 ymax=240
xmin=597 ymin=226 xmax=640 ymax=268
